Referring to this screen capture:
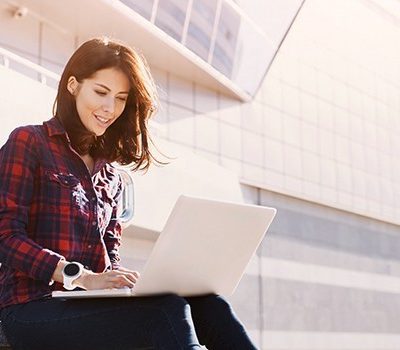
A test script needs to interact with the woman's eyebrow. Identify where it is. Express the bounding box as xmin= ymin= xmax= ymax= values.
xmin=95 ymin=83 xmax=129 ymax=94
